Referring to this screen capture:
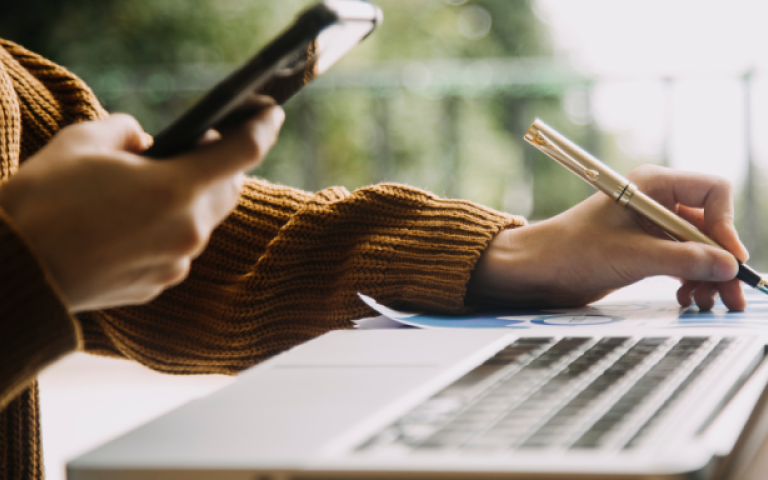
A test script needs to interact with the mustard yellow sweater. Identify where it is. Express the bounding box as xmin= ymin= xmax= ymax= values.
xmin=0 ymin=39 xmax=523 ymax=479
